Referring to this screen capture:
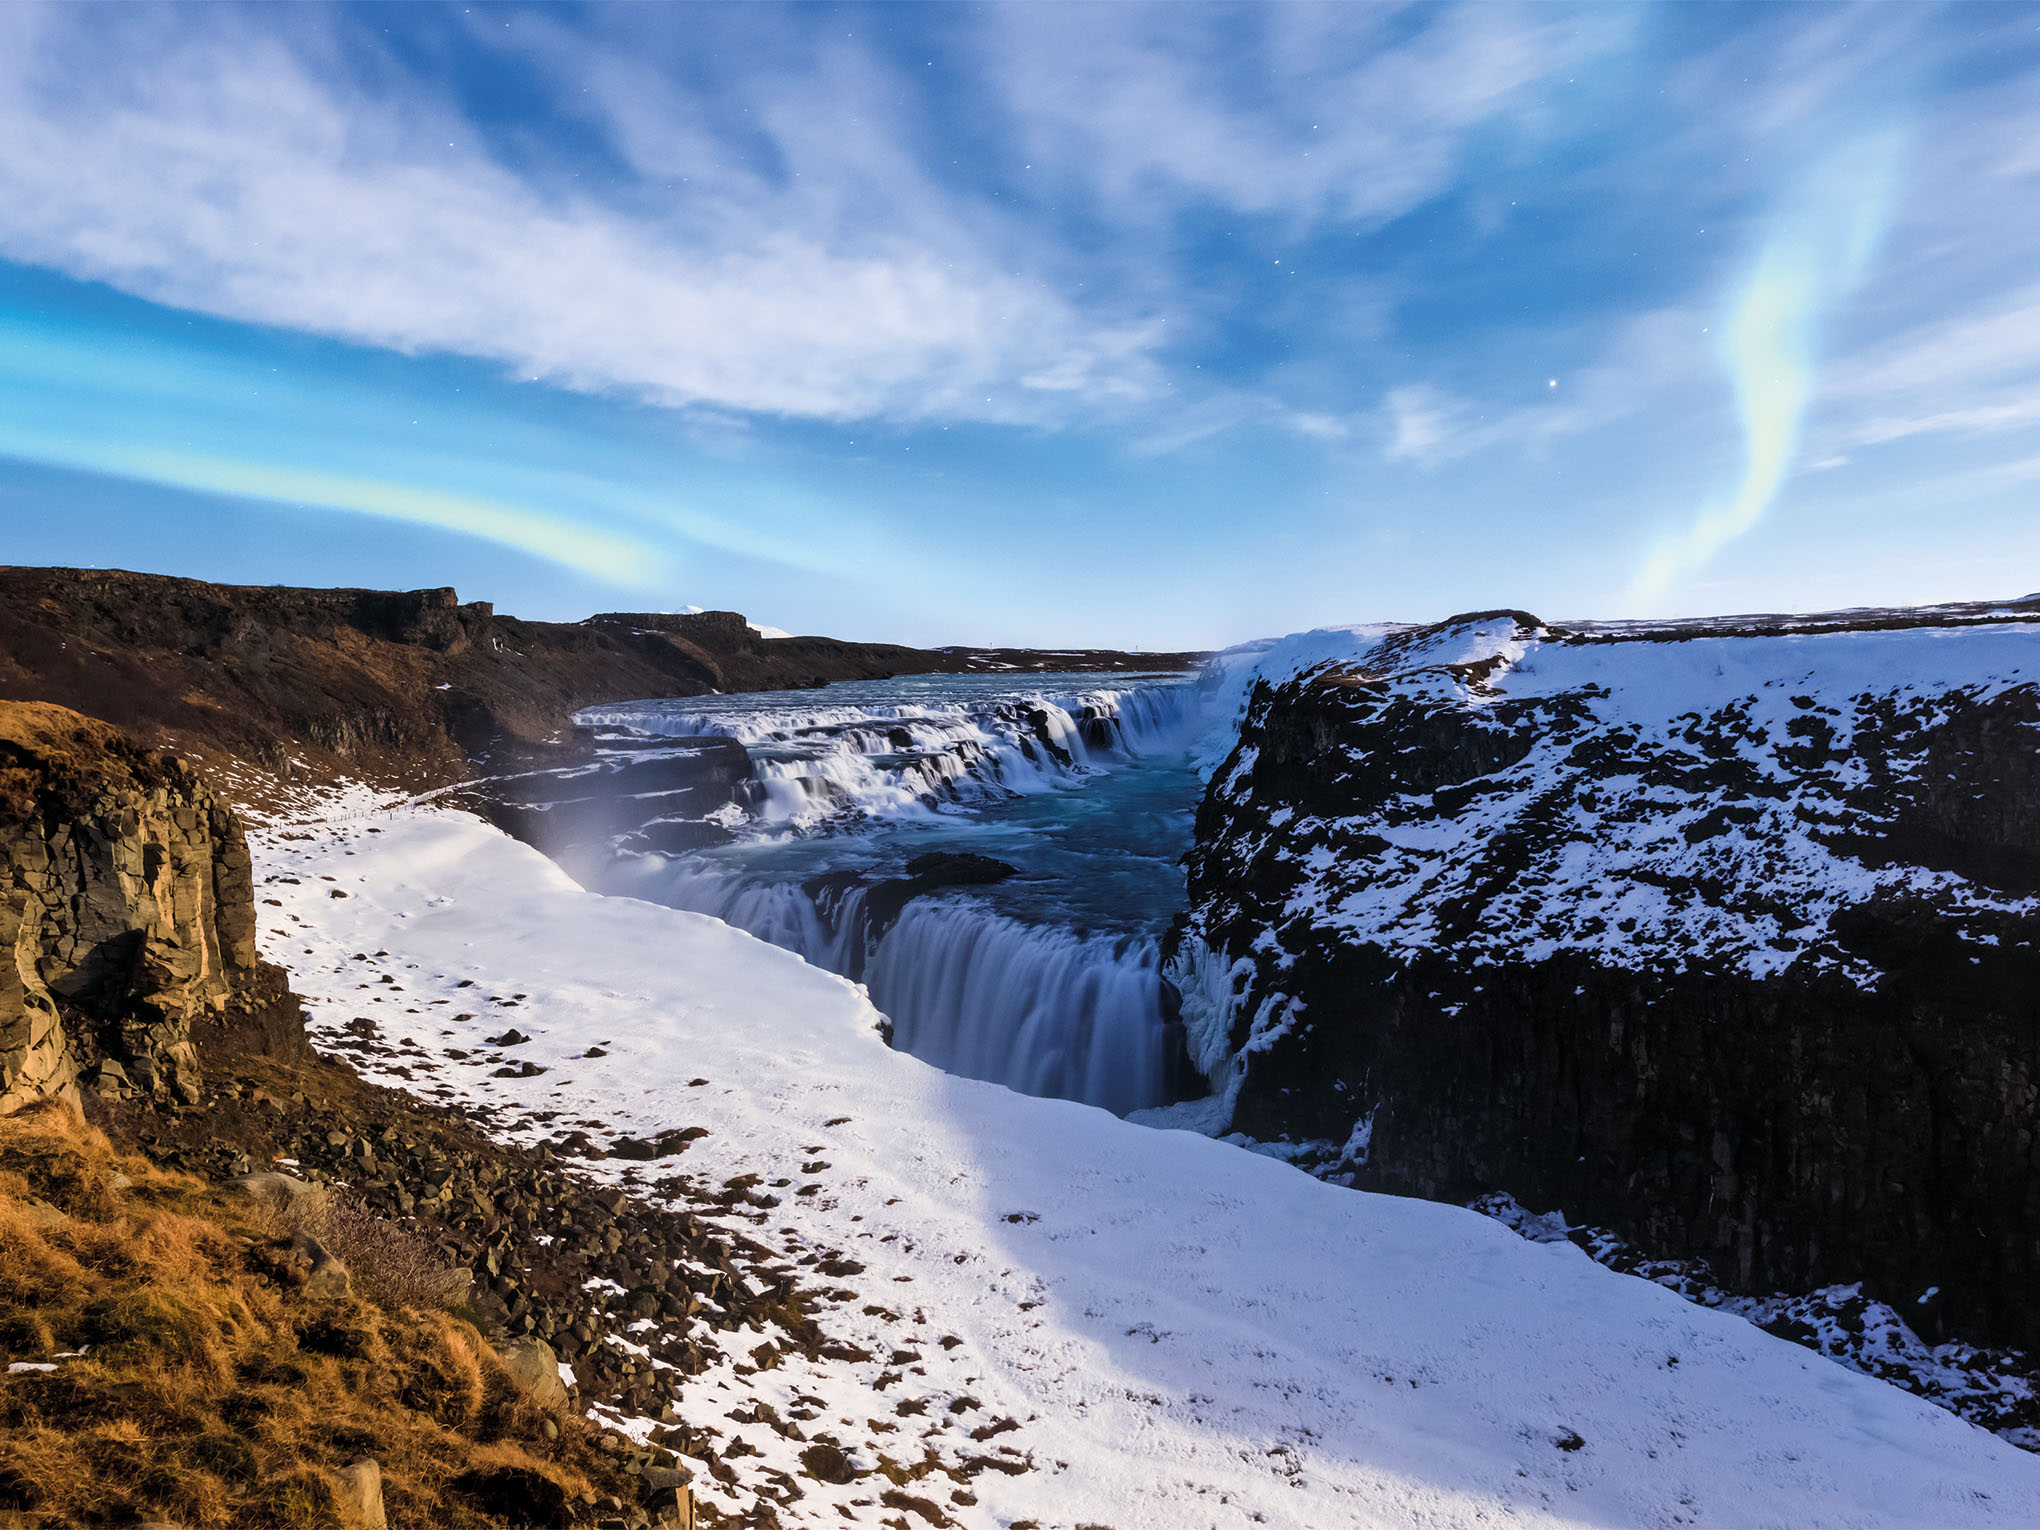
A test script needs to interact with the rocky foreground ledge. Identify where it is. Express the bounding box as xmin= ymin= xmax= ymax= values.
xmin=0 ymin=702 xmax=784 ymax=1526
xmin=0 ymin=698 xmax=1063 ymax=1528
xmin=1 ymin=1098 xmax=698 ymax=1530
xmin=0 ymin=700 xmax=295 ymax=1116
